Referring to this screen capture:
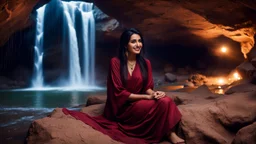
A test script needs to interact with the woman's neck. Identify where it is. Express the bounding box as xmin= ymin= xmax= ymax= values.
xmin=126 ymin=52 xmax=136 ymax=62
